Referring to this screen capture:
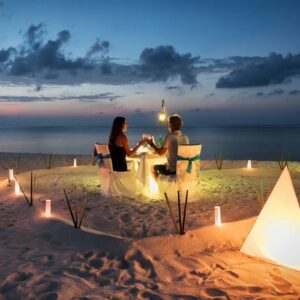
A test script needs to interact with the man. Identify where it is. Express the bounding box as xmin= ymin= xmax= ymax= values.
xmin=145 ymin=114 xmax=189 ymax=179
